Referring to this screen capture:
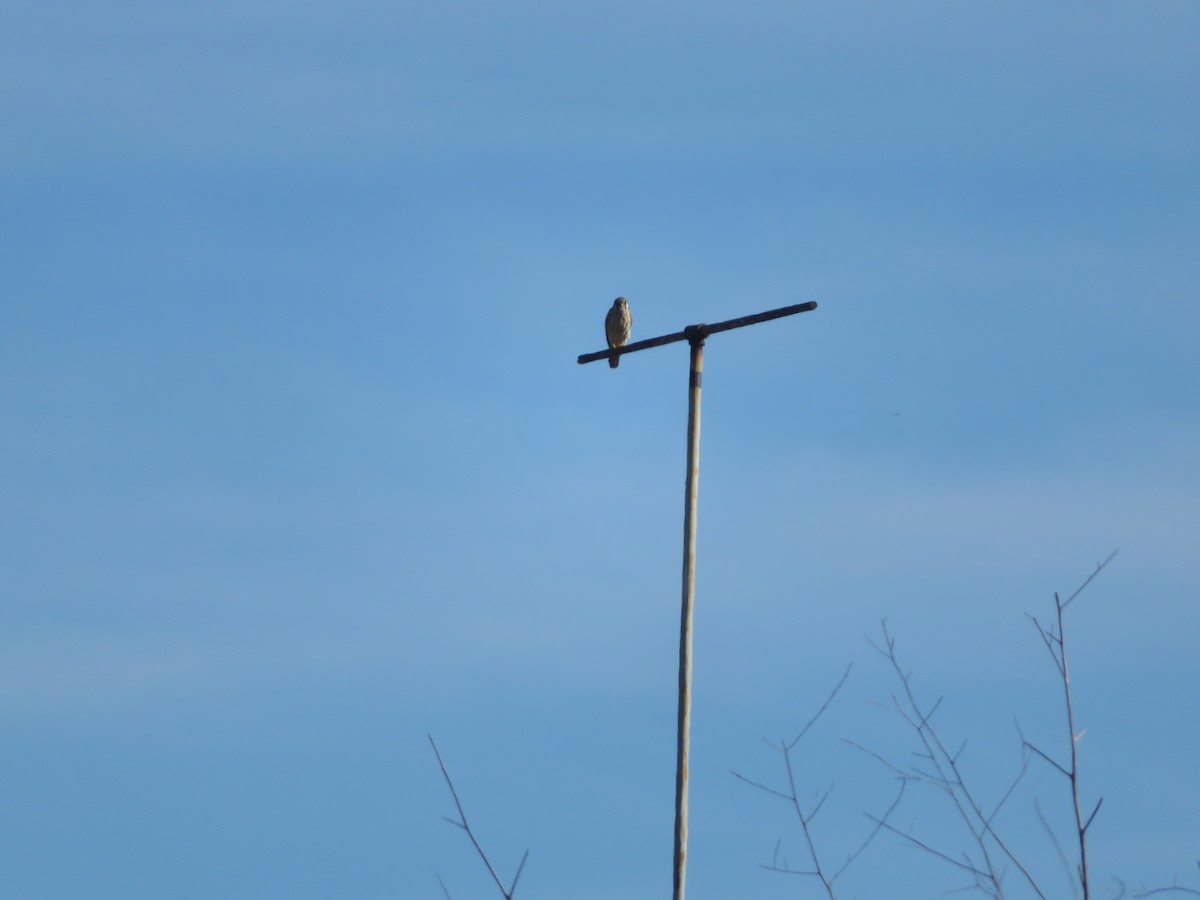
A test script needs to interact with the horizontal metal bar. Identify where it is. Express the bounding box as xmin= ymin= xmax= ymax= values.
xmin=577 ymin=300 xmax=817 ymax=365
xmin=577 ymin=328 xmax=690 ymax=365
xmin=705 ymin=300 xmax=818 ymax=336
